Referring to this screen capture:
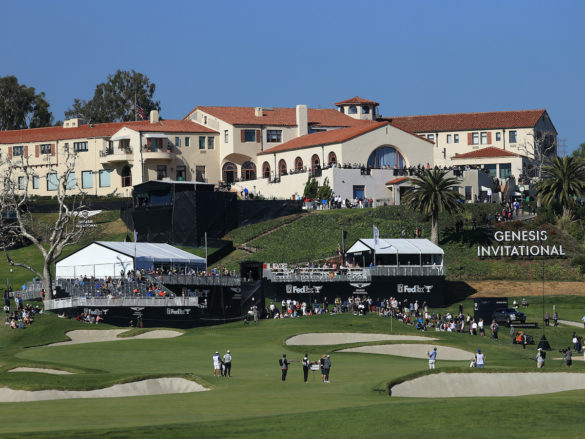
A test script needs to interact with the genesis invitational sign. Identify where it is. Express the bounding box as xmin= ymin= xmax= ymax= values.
xmin=477 ymin=230 xmax=565 ymax=258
